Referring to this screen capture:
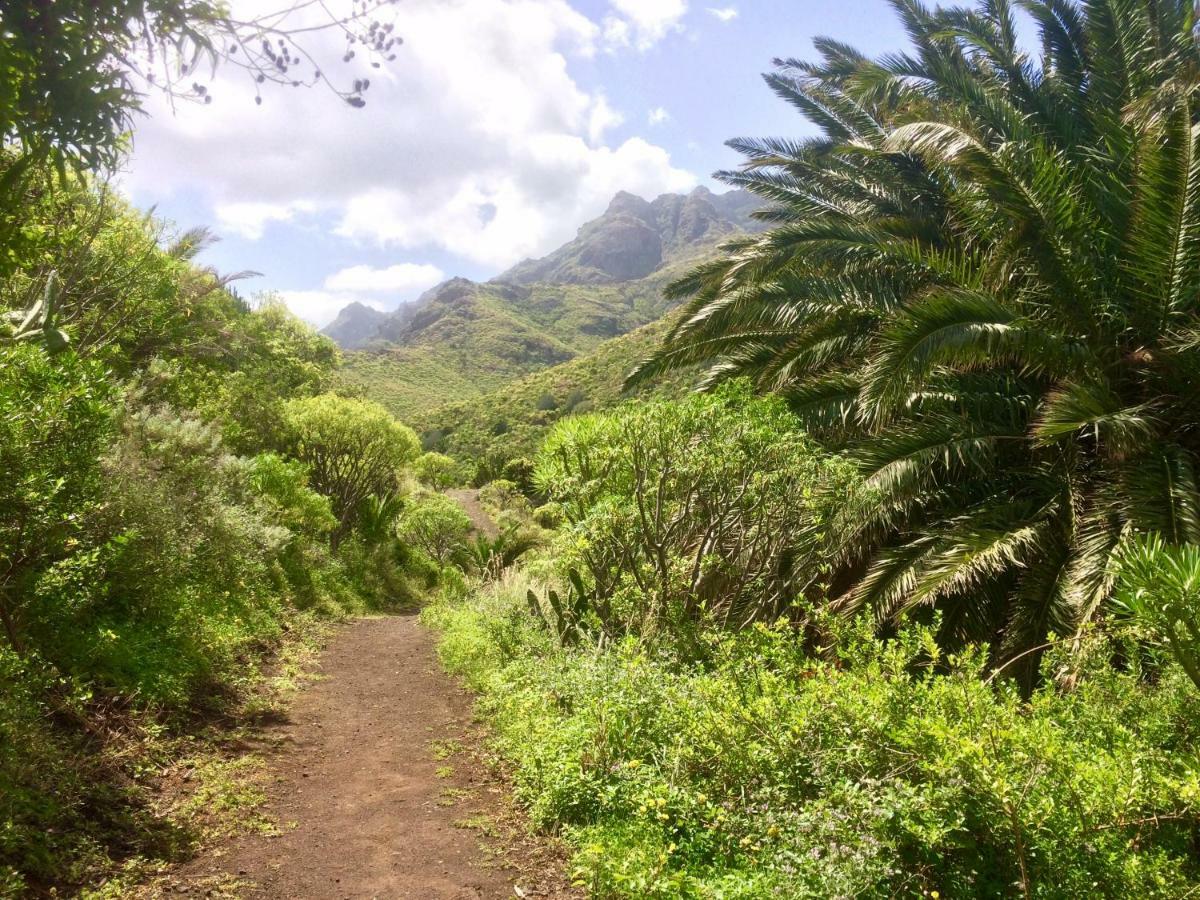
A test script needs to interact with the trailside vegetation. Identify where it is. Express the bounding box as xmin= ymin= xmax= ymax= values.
xmin=0 ymin=169 xmax=452 ymax=893
xmin=424 ymin=1 xmax=1200 ymax=896
xmin=427 ymin=383 xmax=1200 ymax=896
xmin=631 ymin=0 xmax=1200 ymax=678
